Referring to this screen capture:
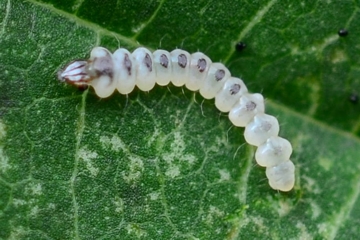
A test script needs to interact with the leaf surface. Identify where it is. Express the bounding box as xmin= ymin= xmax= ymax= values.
xmin=1 ymin=0 xmax=360 ymax=239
